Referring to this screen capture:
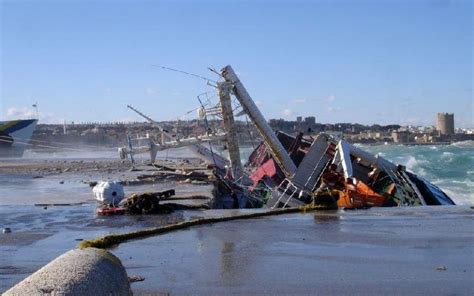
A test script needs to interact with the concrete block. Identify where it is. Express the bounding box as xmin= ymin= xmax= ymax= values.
xmin=4 ymin=248 xmax=131 ymax=296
